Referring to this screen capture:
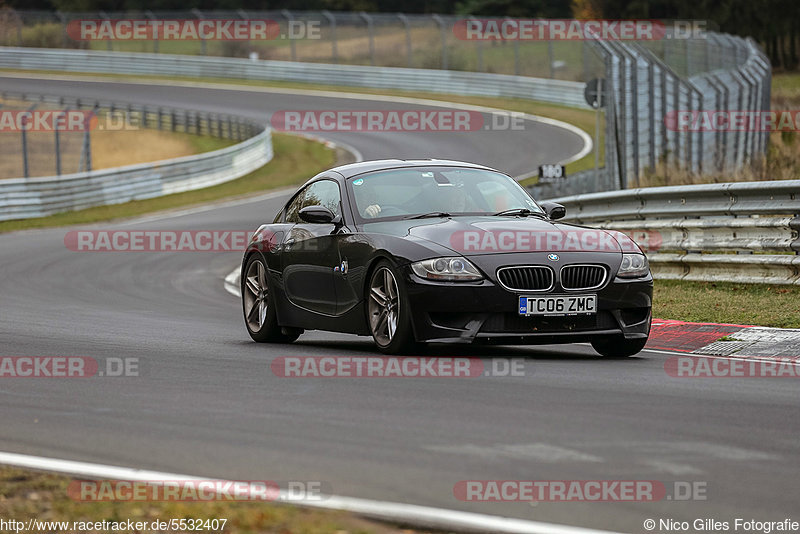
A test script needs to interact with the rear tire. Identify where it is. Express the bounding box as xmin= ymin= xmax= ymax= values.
xmin=591 ymin=335 xmax=648 ymax=358
xmin=242 ymin=255 xmax=301 ymax=343
xmin=366 ymin=260 xmax=418 ymax=355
